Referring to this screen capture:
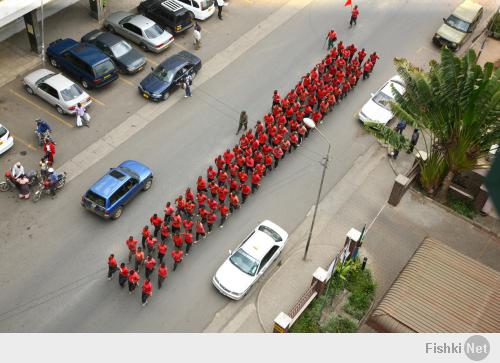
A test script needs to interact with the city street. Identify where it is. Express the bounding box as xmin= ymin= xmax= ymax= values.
xmin=0 ymin=0 xmax=461 ymax=332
